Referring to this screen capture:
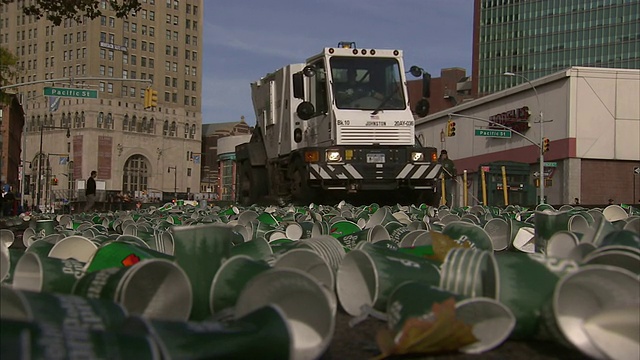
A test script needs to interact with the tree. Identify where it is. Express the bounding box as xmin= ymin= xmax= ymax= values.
xmin=0 ymin=47 xmax=18 ymax=103
xmin=0 ymin=0 xmax=142 ymax=26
